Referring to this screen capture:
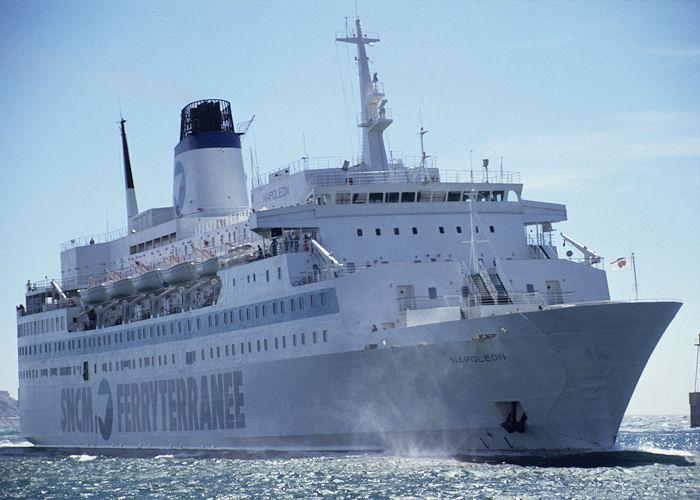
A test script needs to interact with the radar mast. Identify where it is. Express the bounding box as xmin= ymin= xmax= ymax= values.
xmin=337 ymin=18 xmax=393 ymax=171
